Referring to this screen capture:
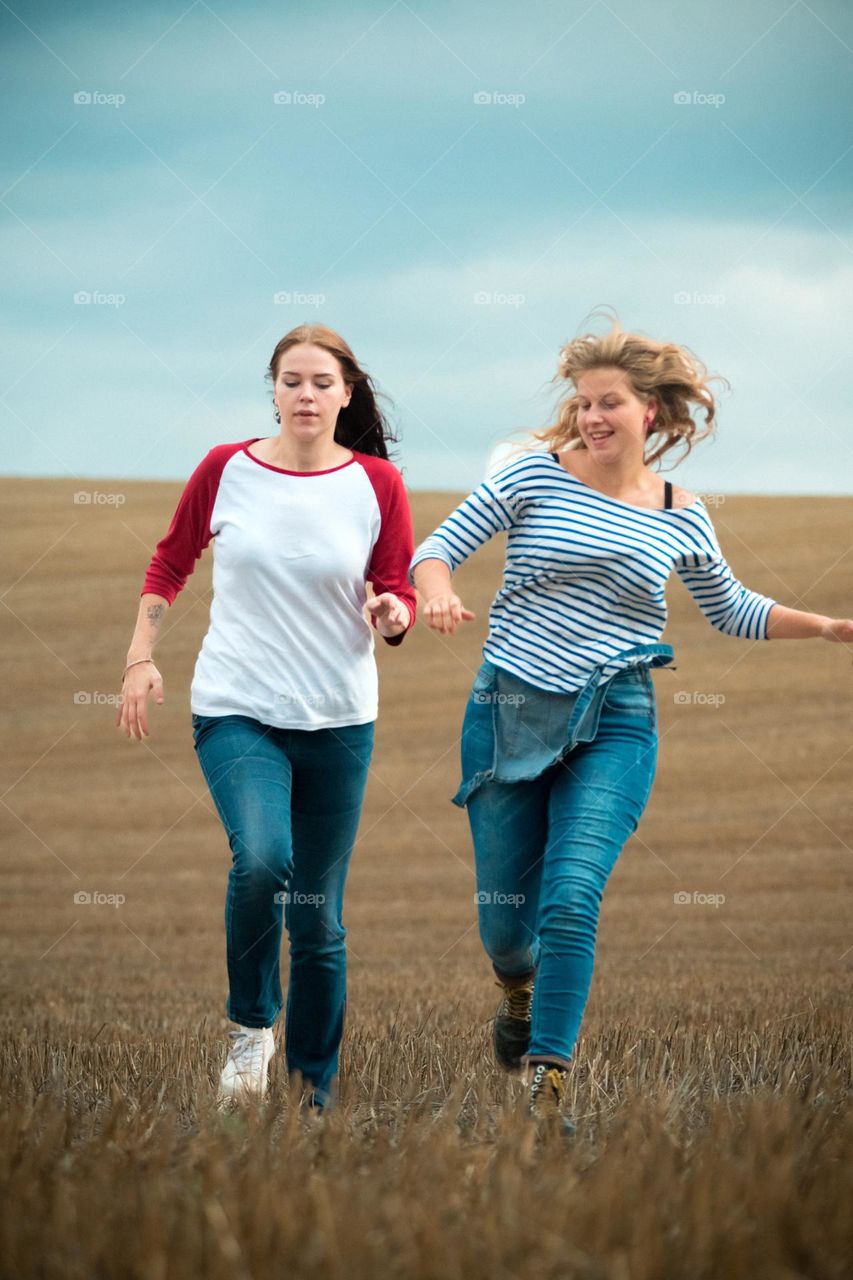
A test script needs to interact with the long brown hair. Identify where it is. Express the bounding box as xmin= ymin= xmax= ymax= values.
xmin=533 ymin=310 xmax=726 ymax=470
xmin=266 ymin=325 xmax=398 ymax=460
